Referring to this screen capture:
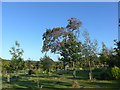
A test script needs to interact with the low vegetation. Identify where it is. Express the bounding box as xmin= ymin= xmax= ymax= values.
xmin=2 ymin=68 xmax=120 ymax=88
